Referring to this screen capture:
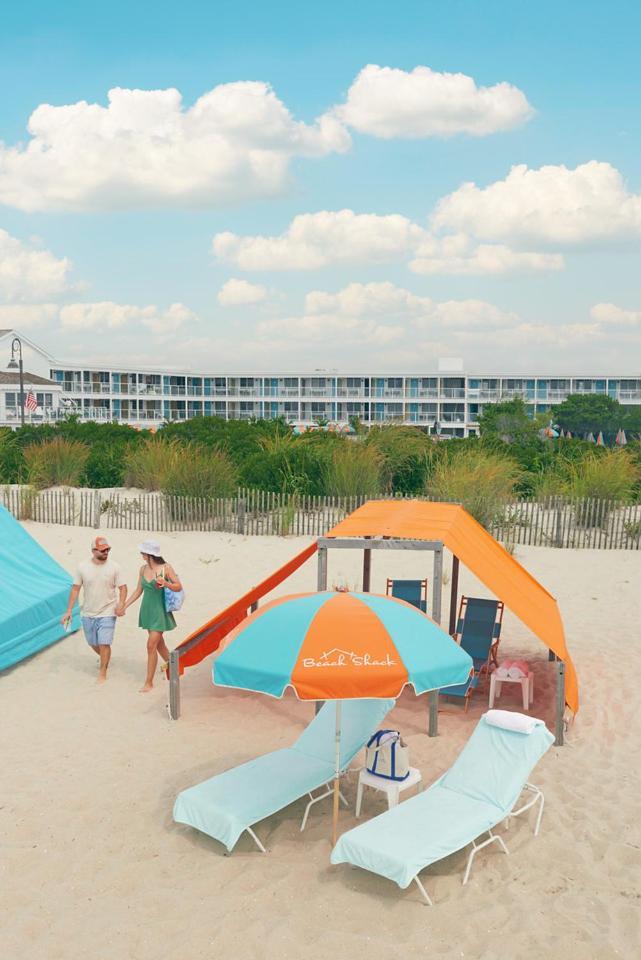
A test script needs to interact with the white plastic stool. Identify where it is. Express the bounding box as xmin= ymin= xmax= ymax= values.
xmin=355 ymin=766 xmax=422 ymax=817
xmin=489 ymin=670 xmax=533 ymax=710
